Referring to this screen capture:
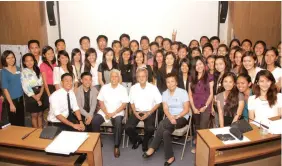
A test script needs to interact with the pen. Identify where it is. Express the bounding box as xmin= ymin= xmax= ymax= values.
xmin=22 ymin=128 xmax=37 ymax=140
